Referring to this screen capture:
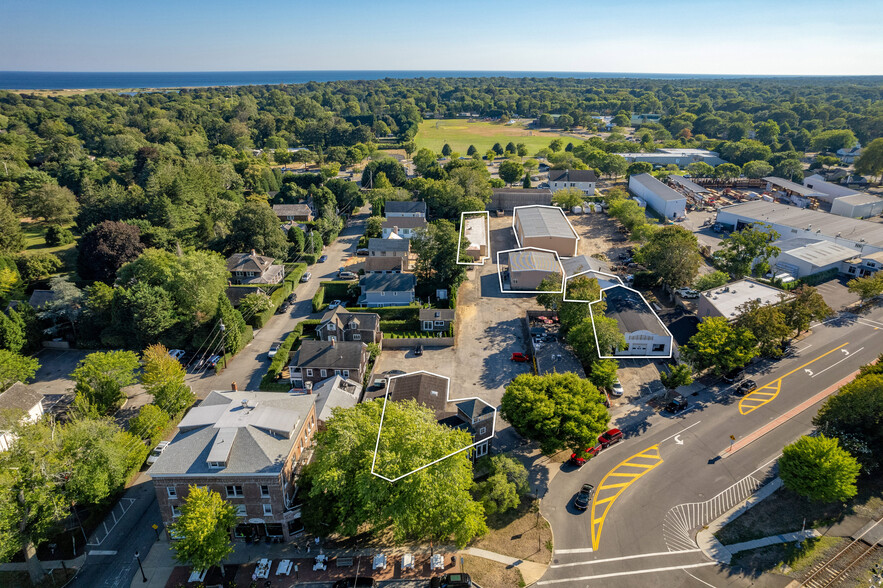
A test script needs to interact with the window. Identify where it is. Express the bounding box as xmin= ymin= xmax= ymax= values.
xmin=320 ymin=369 xmax=327 ymax=378
xmin=652 ymin=344 xmax=666 ymax=352
xmin=381 ymin=291 xmax=385 ymax=296
xmin=305 ymin=369 xmax=313 ymax=377
xmin=334 ymin=369 xmax=341 ymax=376
xmin=479 ymin=427 xmax=486 ymax=435
xmin=235 ymin=505 xmax=246 ymax=517
xmin=352 ymin=333 xmax=361 ymax=340
xmin=475 ymin=442 xmax=488 ymax=457
xmin=342 ymin=370 xmax=349 ymax=379
xmin=848 ymin=267 xmax=856 ymax=274
xmin=260 ymin=485 xmax=270 ymax=498
xmin=167 ymin=487 xmax=177 ymax=499
xmin=208 ymin=461 xmax=224 ymax=469
xmin=434 ymin=320 xmax=445 ymax=326
xmin=423 ymin=321 xmax=433 ymax=330
xmin=226 ymin=485 xmax=244 ymax=498
xmin=431 ymin=390 xmax=438 ymax=396
xmin=171 ymin=505 xmax=181 ymax=518
xmin=263 ymin=504 xmax=273 ymax=517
